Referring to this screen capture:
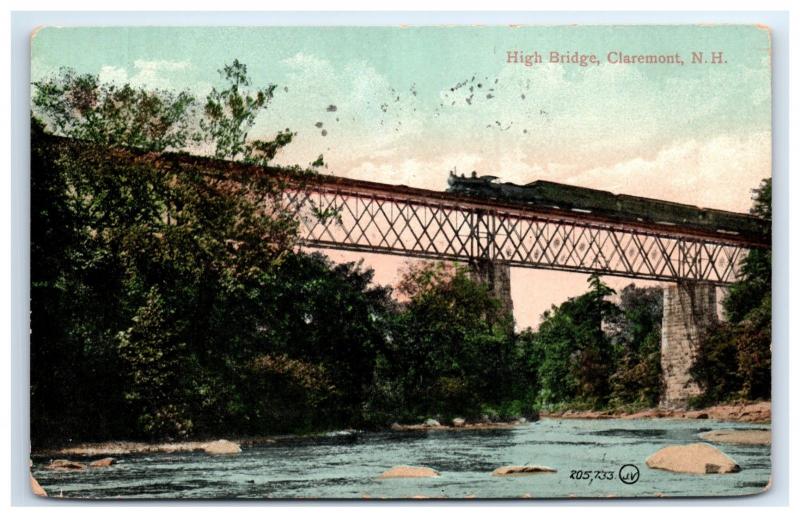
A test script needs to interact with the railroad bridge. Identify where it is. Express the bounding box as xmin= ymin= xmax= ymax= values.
xmin=283 ymin=171 xmax=769 ymax=408
xmin=87 ymin=138 xmax=769 ymax=409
